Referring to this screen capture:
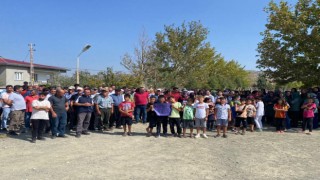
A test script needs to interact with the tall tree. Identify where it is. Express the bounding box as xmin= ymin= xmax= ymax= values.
xmin=154 ymin=21 xmax=215 ymax=87
xmin=121 ymin=30 xmax=157 ymax=87
xmin=257 ymin=0 xmax=320 ymax=87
